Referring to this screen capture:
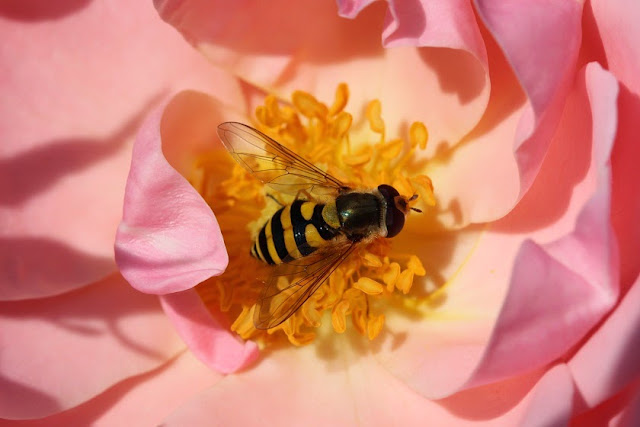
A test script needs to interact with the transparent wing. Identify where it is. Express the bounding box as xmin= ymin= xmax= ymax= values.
xmin=253 ymin=242 xmax=358 ymax=330
xmin=217 ymin=122 xmax=347 ymax=196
